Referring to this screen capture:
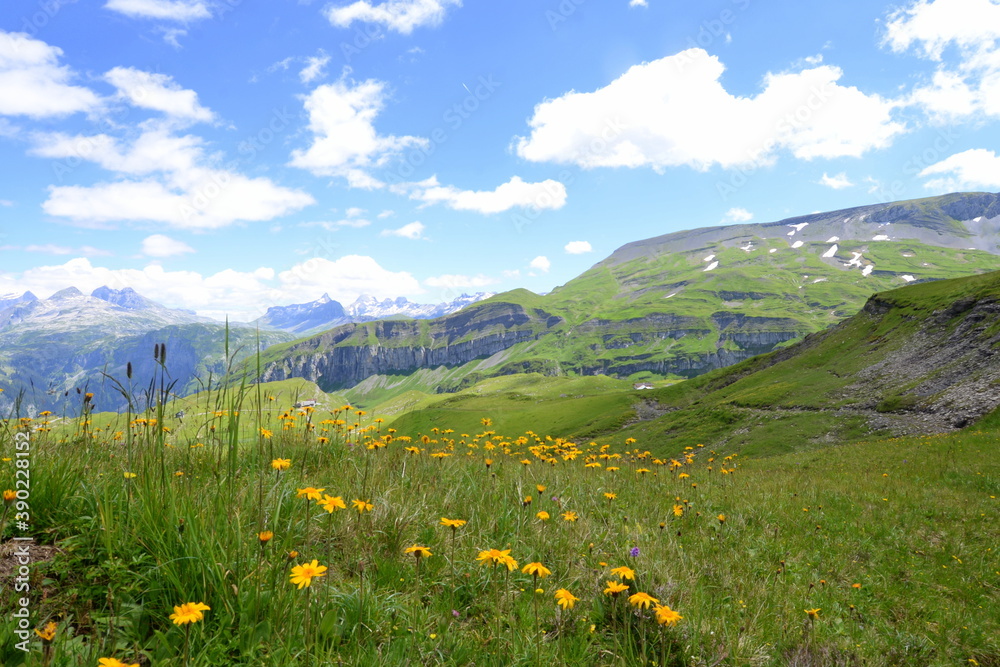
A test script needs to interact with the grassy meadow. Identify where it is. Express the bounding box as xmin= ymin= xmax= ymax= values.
xmin=0 ymin=369 xmax=997 ymax=667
